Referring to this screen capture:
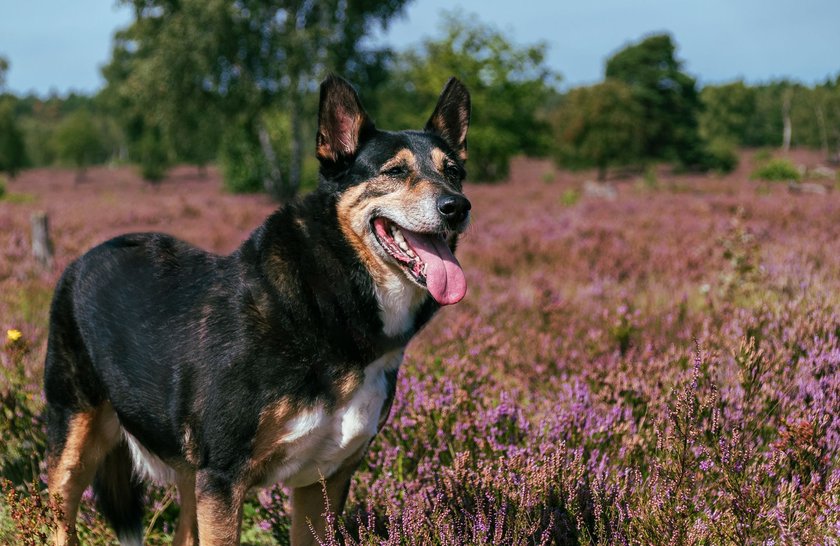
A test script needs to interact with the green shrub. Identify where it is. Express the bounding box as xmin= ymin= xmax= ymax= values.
xmin=52 ymin=110 xmax=108 ymax=180
xmin=219 ymin=125 xmax=266 ymax=194
xmin=703 ymin=139 xmax=739 ymax=174
xmin=0 ymin=176 xmax=6 ymax=199
xmin=560 ymin=188 xmax=580 ymax=206
xmin=136 ymin=129 xmax=170 ymax=182
xmin=750 ymin=158 xmax=801 ymax=182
